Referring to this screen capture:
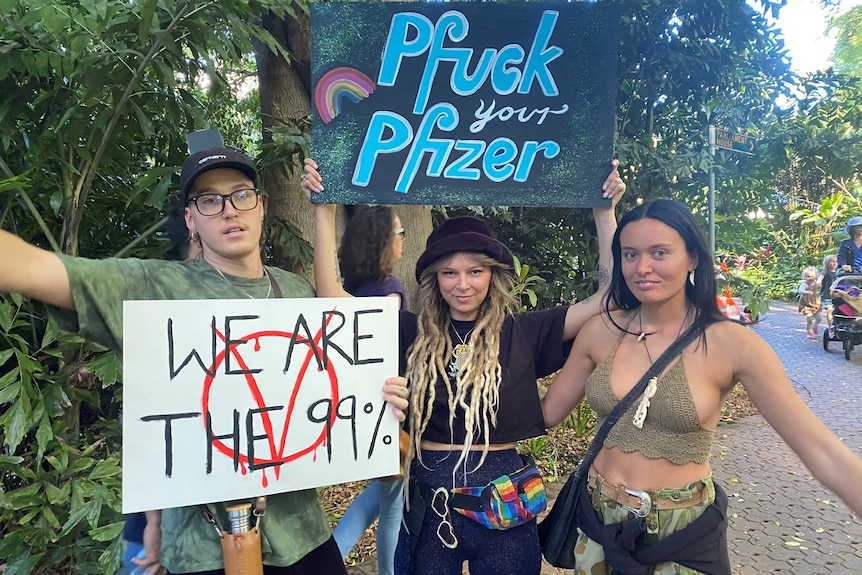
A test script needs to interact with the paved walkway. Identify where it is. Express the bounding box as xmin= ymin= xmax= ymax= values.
xmin=346 ymin=301 xmax=862 ymax=574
